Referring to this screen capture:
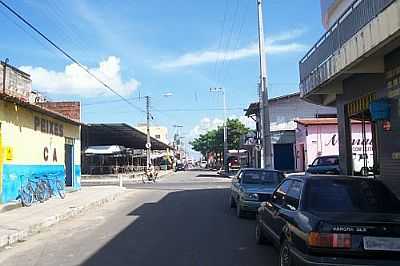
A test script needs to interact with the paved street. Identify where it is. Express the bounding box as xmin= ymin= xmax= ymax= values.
xmin=0 ymin=170 xmax=277 ymax=266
